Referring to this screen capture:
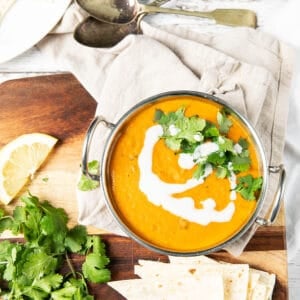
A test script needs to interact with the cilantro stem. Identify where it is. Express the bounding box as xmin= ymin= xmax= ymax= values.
xmin=93 ymin=236 xmax=101 ymax=253
xmin=65 ymin=253 xmax=76 ymax=278
xmin=77 ymin=271 xmax=90 ymax=291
